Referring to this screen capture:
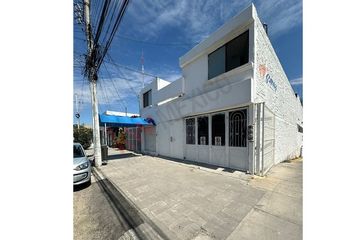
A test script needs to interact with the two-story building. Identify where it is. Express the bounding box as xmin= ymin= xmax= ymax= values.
xmin=139 ymin=4 xmax=303 ymax=176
